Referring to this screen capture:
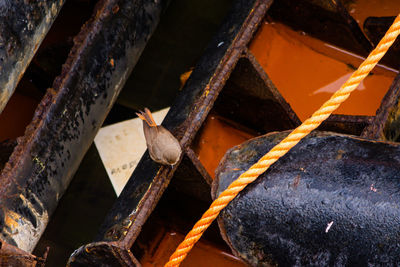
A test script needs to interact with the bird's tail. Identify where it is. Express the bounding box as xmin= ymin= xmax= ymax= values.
xmin=136 ymin=108 xmax=157 ymax=127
